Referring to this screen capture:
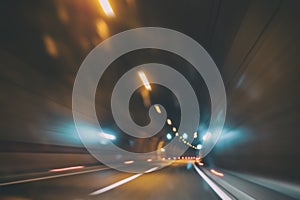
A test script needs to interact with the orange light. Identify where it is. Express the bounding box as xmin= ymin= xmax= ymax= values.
xmin=210 ymin=169 xmax=224 ymax=177
xmin=49 ymin=165 xmax=84 ymax=172
xmin=96 ymin=20 xmax=110 ymax=39
xmin=124 ymin=160 xmax=134 ymax=164
xmin=43 ymin=35 xmax=58 ymax=58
